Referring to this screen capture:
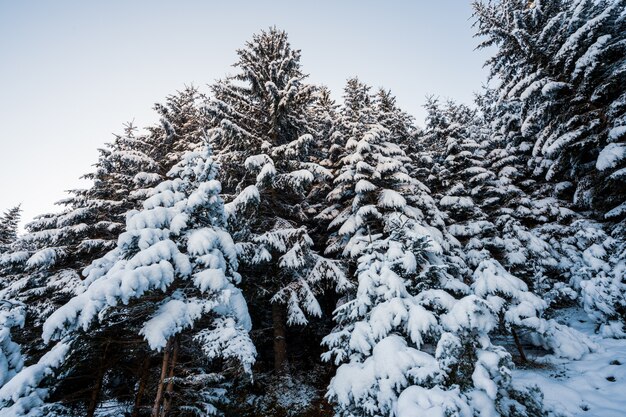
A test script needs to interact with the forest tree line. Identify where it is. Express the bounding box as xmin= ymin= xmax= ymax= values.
xmin=0 ymin=1 xmax=624 ymax=416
